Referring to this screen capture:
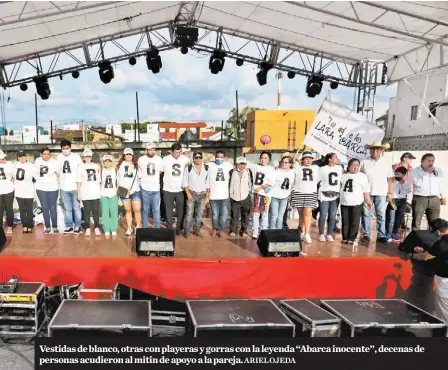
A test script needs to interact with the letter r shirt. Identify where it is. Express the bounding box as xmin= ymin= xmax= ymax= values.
xmin=292 ymin=164 xmax=320 ymax=194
